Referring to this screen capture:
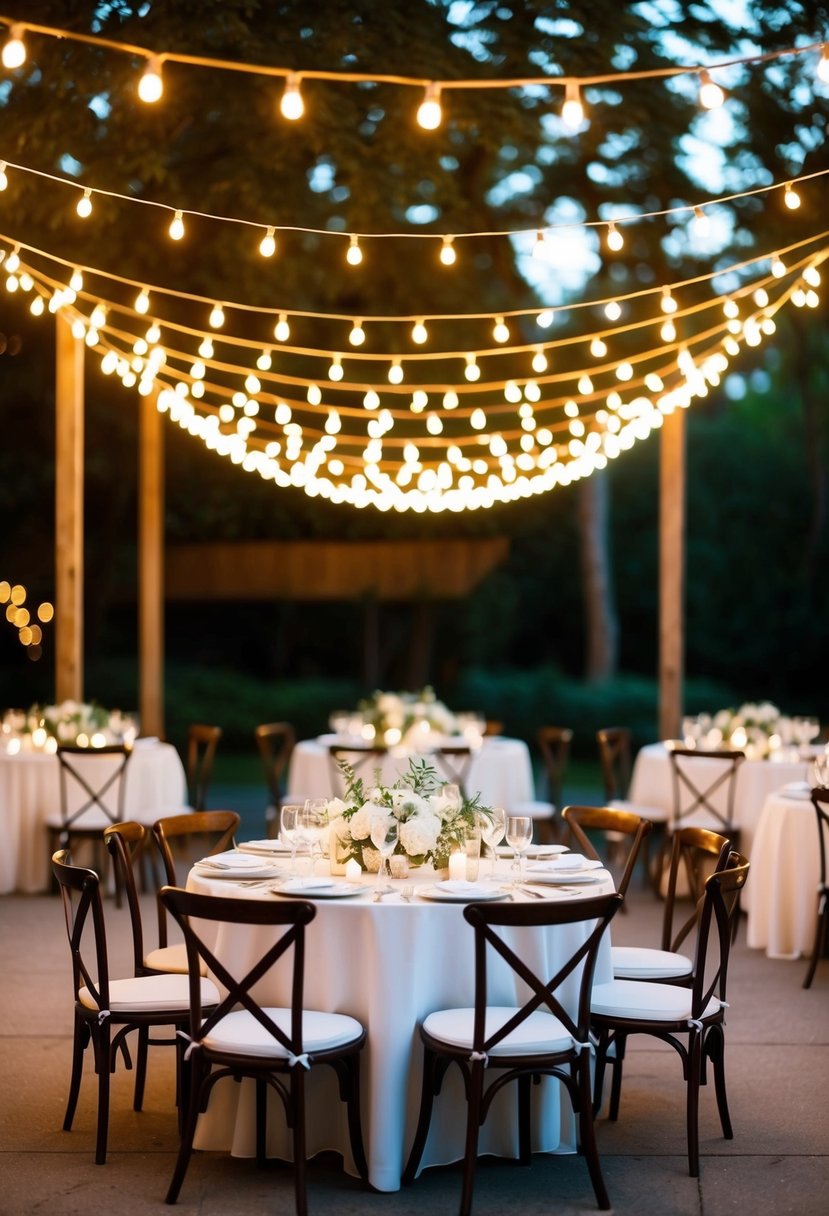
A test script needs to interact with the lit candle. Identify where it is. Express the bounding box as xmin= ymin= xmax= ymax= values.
xmin=448 ymin=852 xmax=467 ymax=881
xmin=345 ymin=859 xmax=362 ymax=882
